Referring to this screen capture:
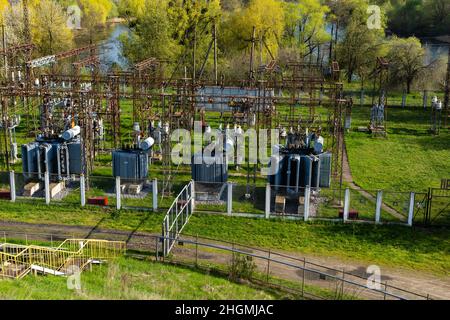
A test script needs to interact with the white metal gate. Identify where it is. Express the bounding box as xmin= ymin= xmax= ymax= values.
xmin=162 ymin=181 xmax=195 ymax=256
